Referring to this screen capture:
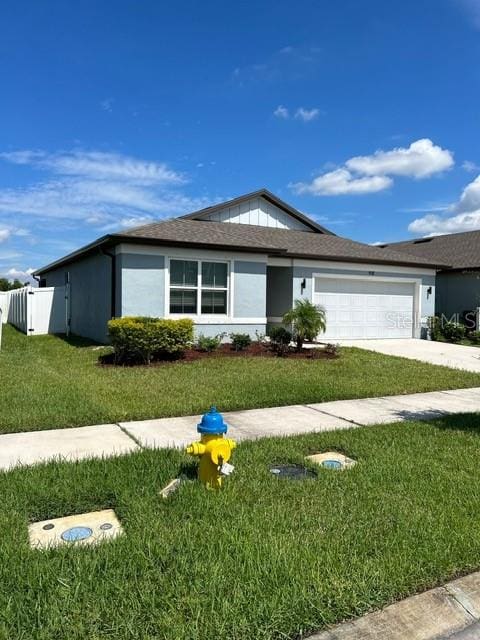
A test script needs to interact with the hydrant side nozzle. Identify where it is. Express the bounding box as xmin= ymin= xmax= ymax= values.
xmin=186 ymin=442 xmax=205 ymax=456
